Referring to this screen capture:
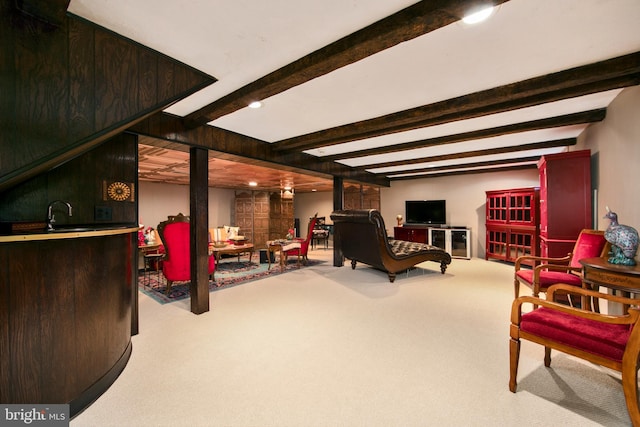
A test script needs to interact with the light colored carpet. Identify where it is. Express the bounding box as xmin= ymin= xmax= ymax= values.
xmin=71 ymin=248 xmax=632 ymax=426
